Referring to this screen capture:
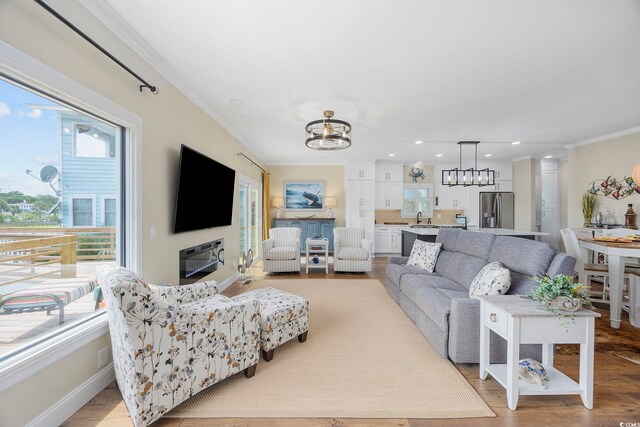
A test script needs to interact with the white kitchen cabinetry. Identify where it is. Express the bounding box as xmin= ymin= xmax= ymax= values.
xmin=541 ymin=170 xmax=558 ymax=209
xmin=347 ymin=209 xmax=375 ymax=243
xmin=540 ymin=160 xmax=559 ymax=248
xmin=347 ymin=163 xmax=376 ymax=181
xmin=375 ymin=226 xmax=402 ymax=254
xmin=375 ymin=164 xmax=403 ymax=182
xmin=347 ymin=180 xmax=376 ymax=208
xmin=375 ymin=182 xmax=403 ymax=210
xmin=435 ymin=185 xmax=470 ymax=209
